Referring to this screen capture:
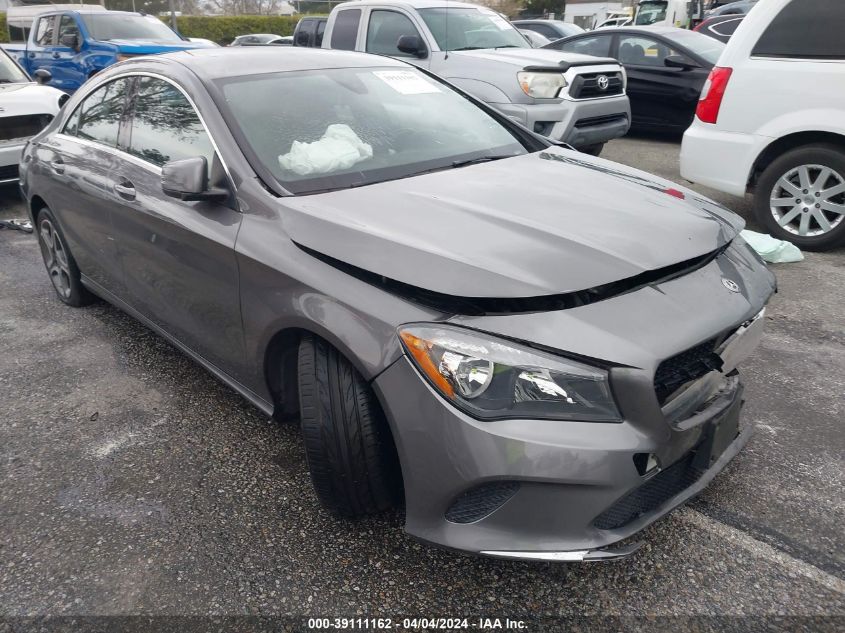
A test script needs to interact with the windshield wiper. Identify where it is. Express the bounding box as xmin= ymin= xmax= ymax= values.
xmin=451 ymin=155 xmax=513 ymax=168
